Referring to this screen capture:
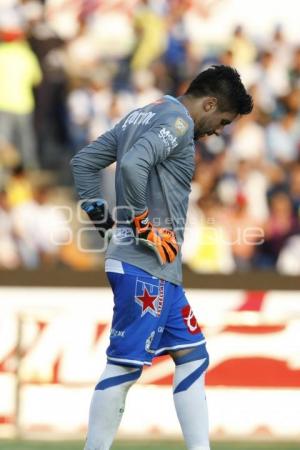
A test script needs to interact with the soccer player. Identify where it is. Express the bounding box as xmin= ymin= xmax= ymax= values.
xmin=71 ymin=65 xmax=253 ymax=450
